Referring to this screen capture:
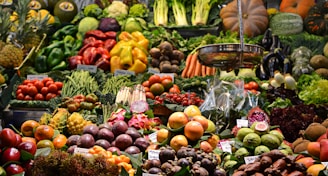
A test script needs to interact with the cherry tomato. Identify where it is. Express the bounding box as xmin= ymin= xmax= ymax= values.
xmin=42 ymin=77 xmax=53 ymax=84
xmin=244 ymin=83 xmax=251 ymax=90
xmin=16 ymin=93 xmax=25 ymax=100
xmin=40 ymin=87 xmax=48 ymax=96
xmin=48 ymin=83 xmax=58 ymax=93
xmin=248 ymin=81 xmax=259 ymax=90
xmin=45 ymin=93 xmax=57 ymax=101
xmin=34 ymin=93 xmax=44 ymax=101
xmin=33 ymin=80 xmax=44 ymax=91
xmin=28 ymin=85 xmax=38 ymax=97
xmin=54 ymin=82 xmax=63 ymax=90
xmin=24 ymin=95 xmax=33 ymax=101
